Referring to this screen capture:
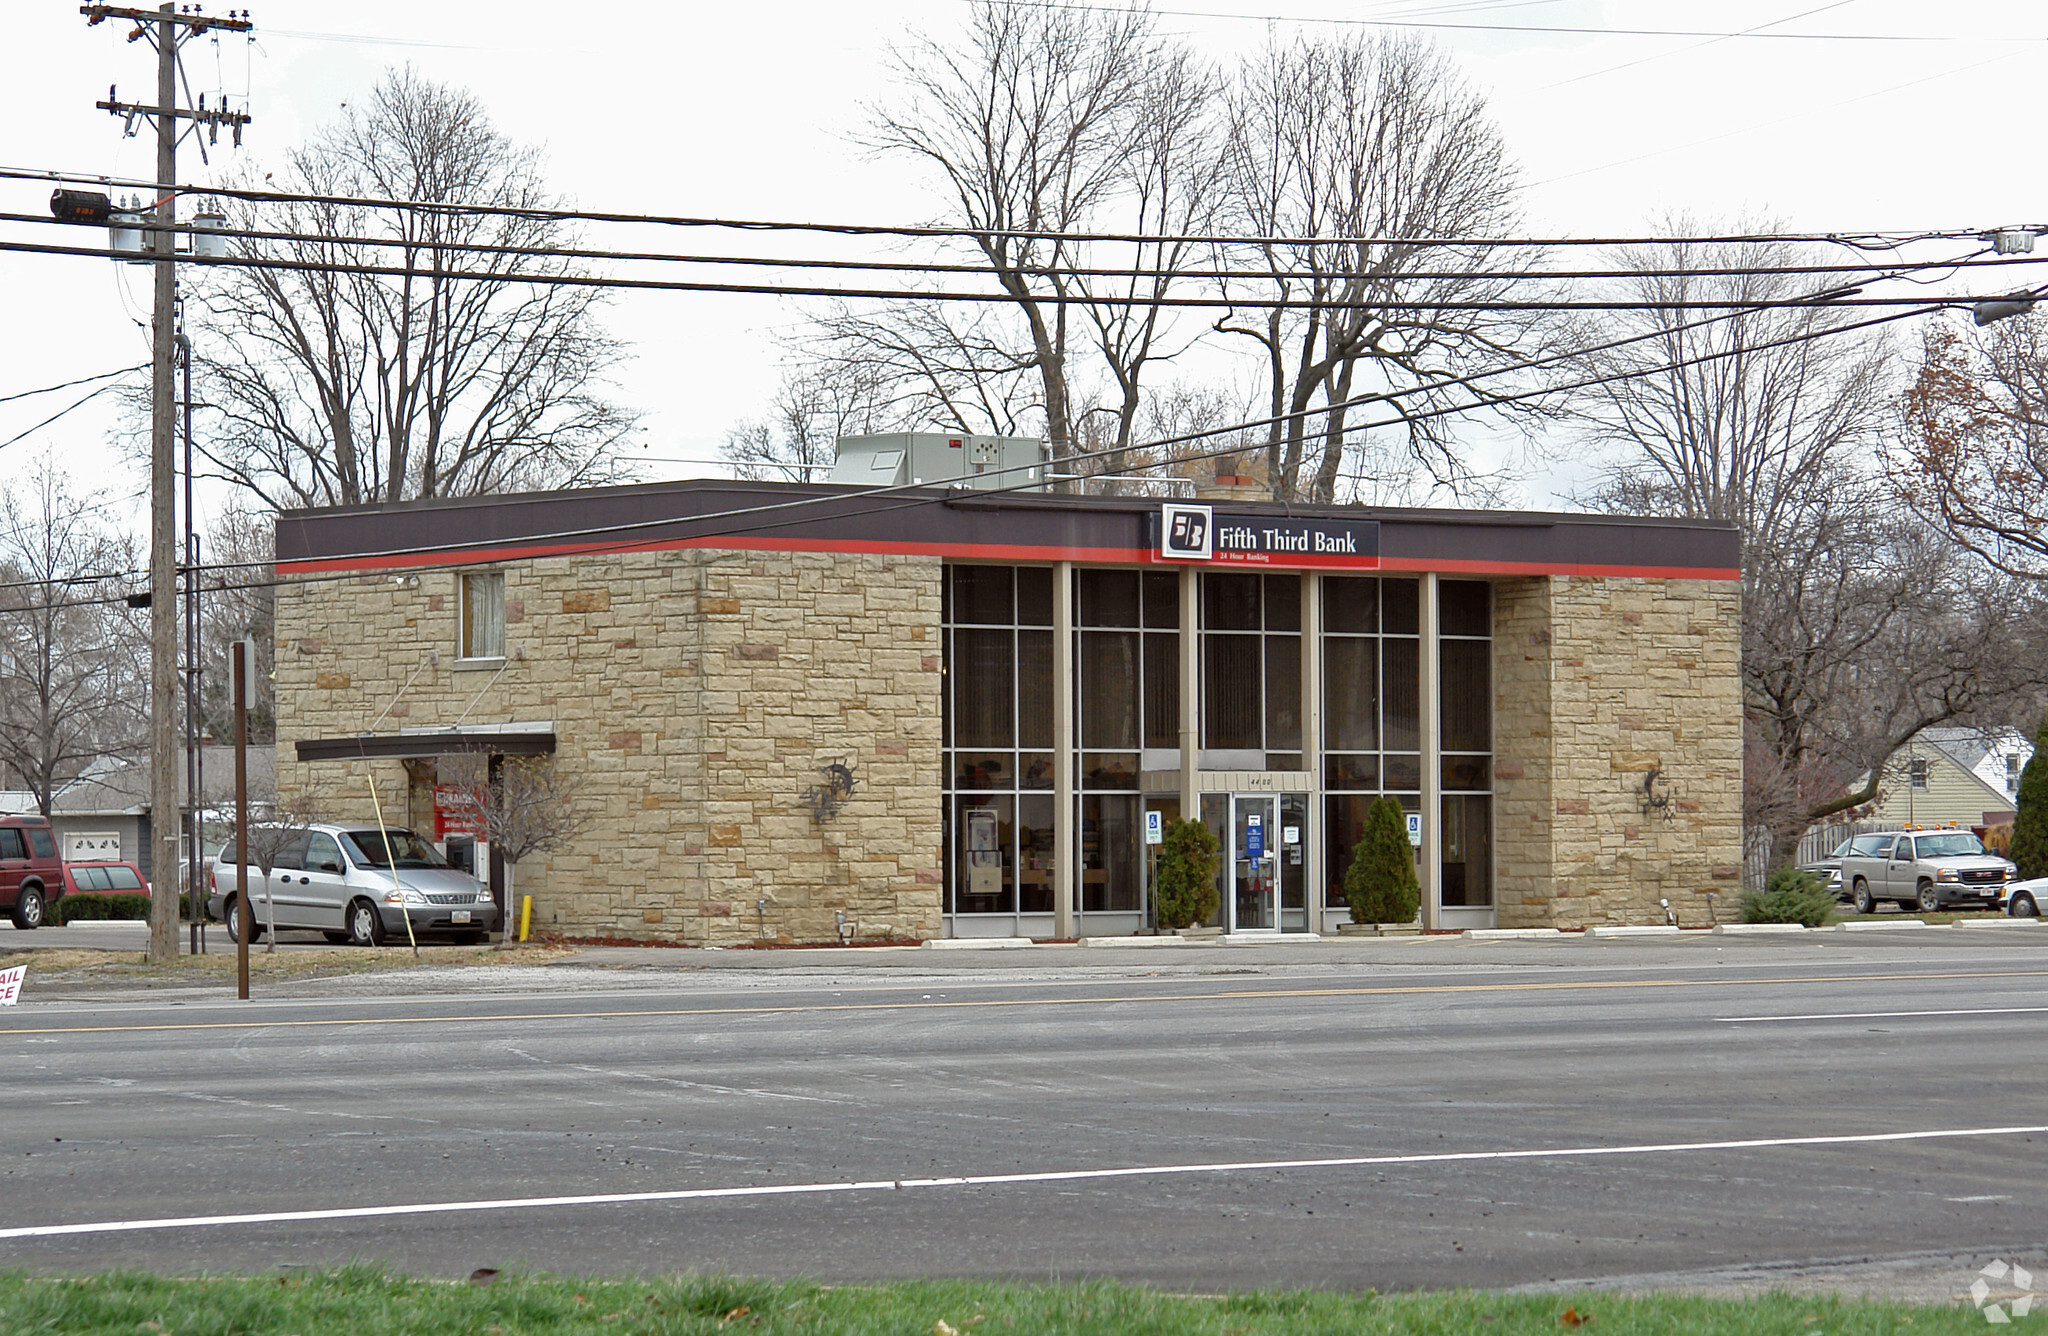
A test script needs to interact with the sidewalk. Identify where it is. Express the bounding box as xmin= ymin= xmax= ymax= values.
xmin=5 ymin=915 xmax=2042 ymax=1006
